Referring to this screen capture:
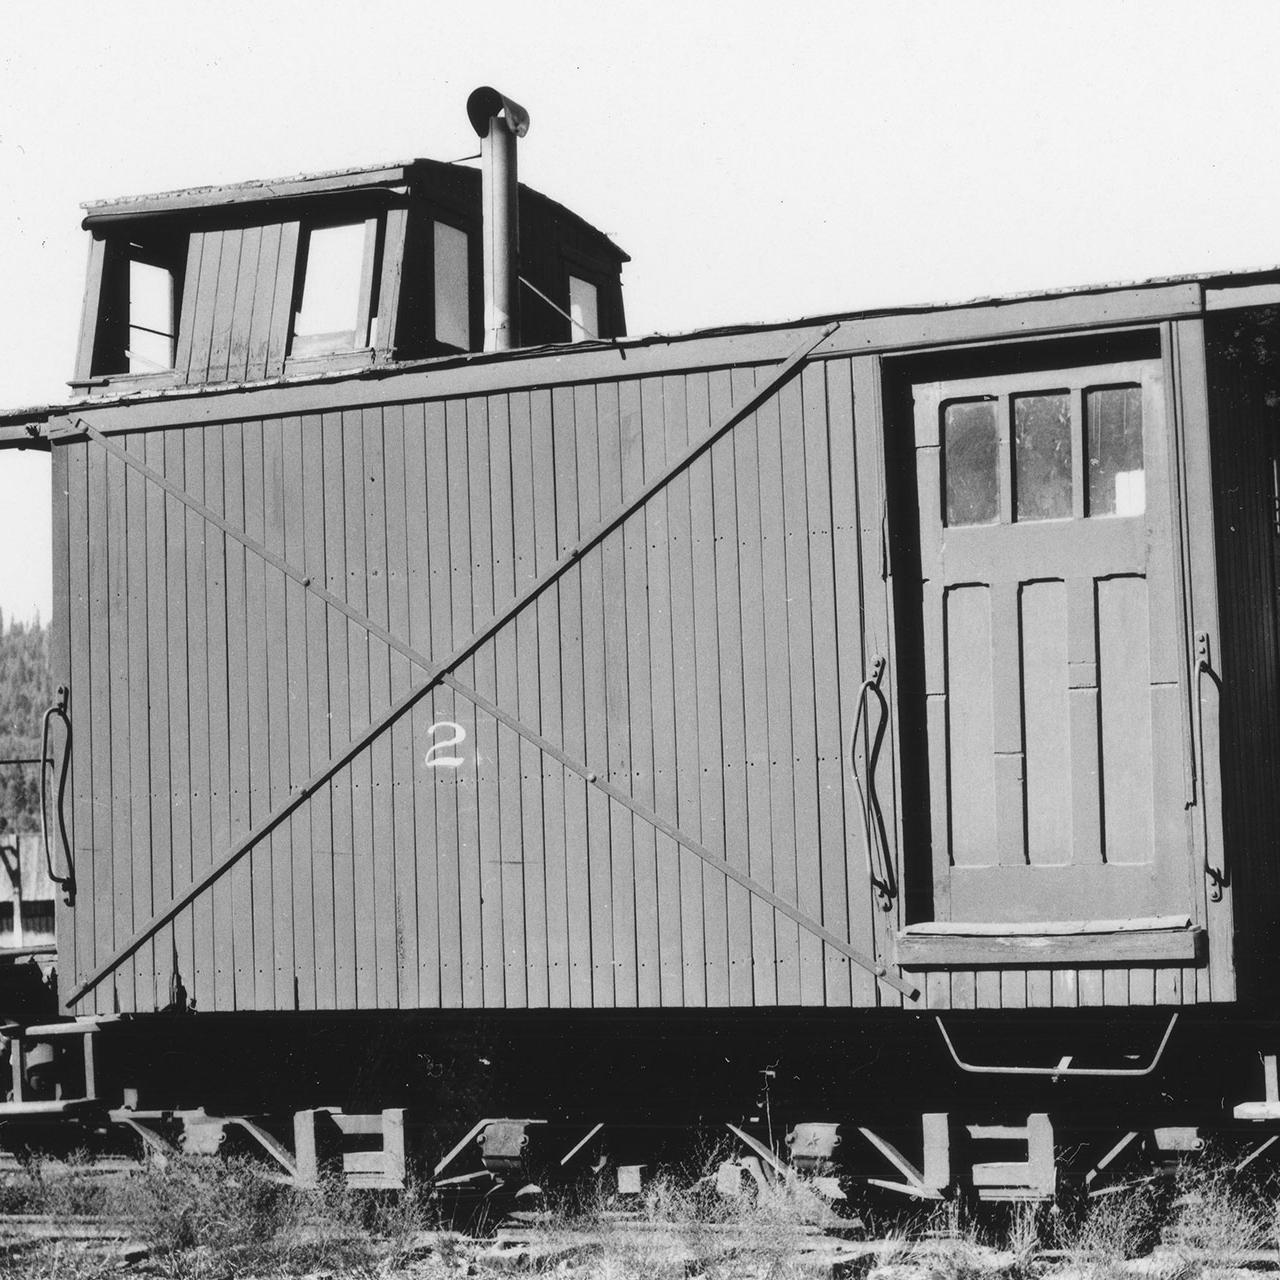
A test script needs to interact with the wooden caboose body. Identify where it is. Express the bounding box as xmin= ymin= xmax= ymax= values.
xmin=9 ymin=150 xmax=1280 ymax=1036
